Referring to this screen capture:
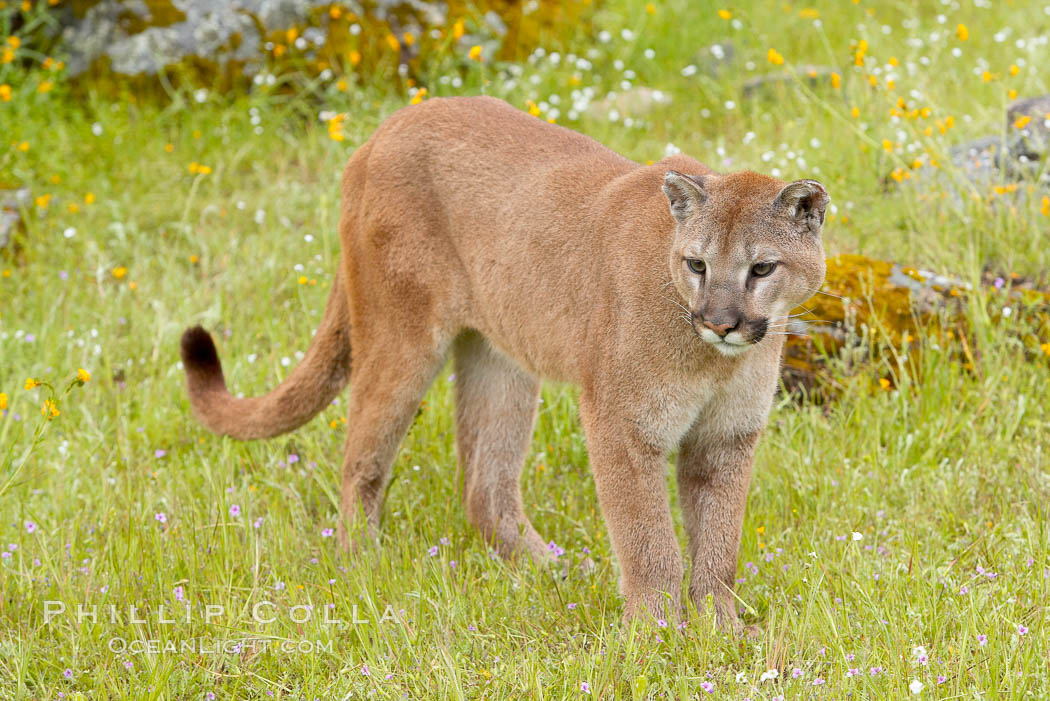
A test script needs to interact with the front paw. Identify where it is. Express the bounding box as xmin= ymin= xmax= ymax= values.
xmin=714 ymin=605 xmax=764 ymax=638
